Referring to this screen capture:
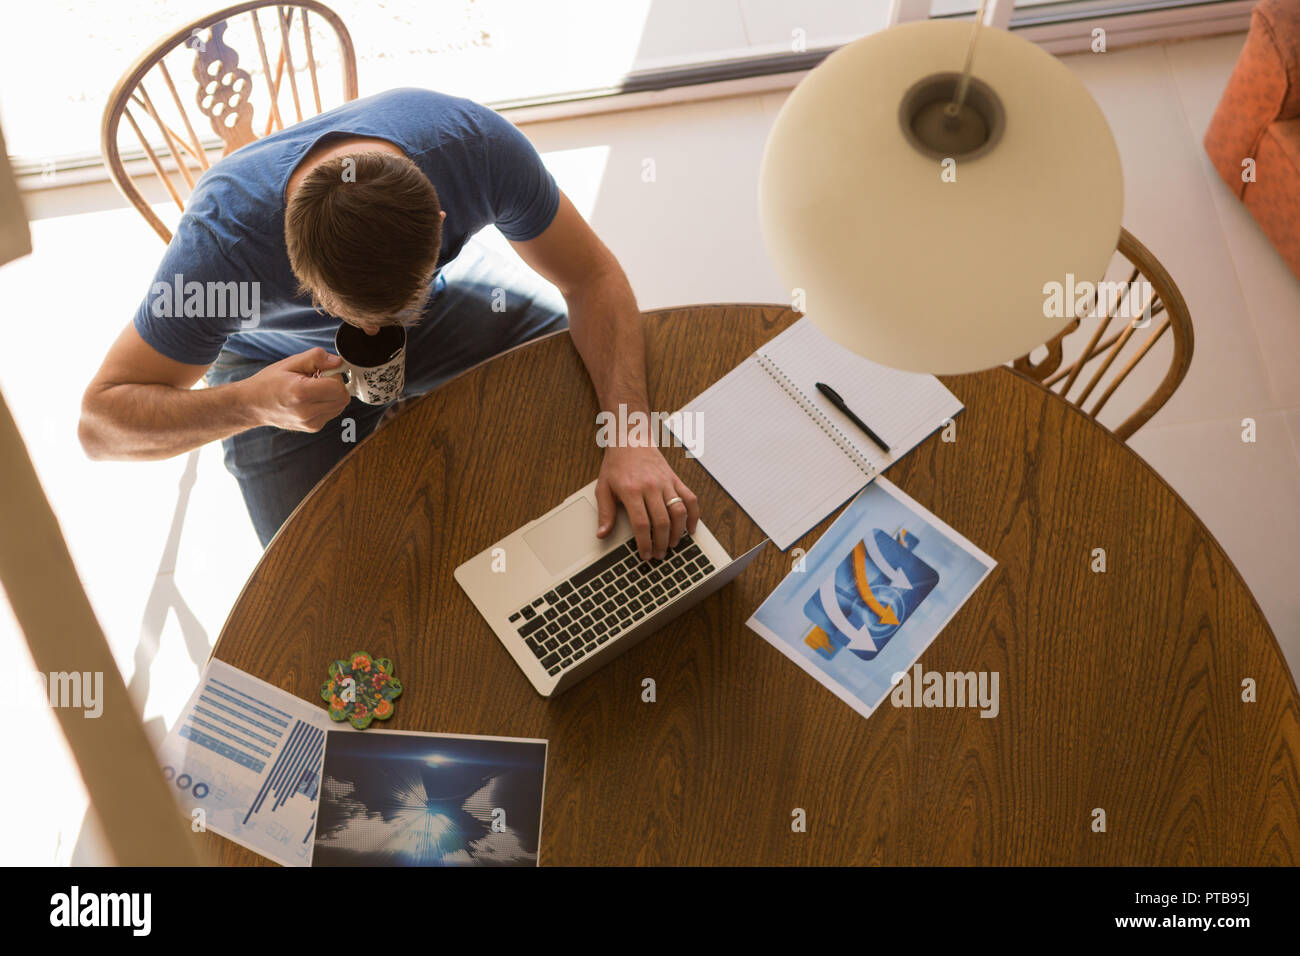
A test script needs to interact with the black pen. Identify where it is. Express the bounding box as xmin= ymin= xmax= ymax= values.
xmin=815 ymin=382 xmax=891 ymax=453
